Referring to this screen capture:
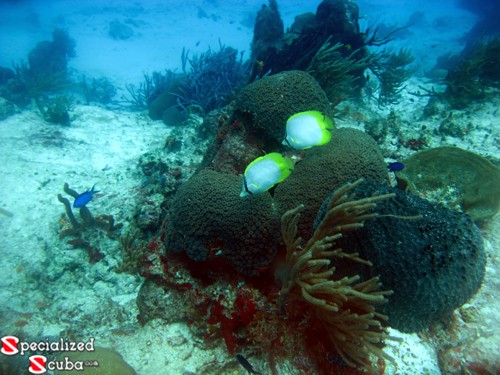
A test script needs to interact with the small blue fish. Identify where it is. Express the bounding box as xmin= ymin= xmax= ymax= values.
xmin=387 ymin=162 xmax=405 ymax=172
xmin=73 ymin=185 xmax=98 ymax=208
xmin=236 ymin=354 xmax=261 ymax=374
